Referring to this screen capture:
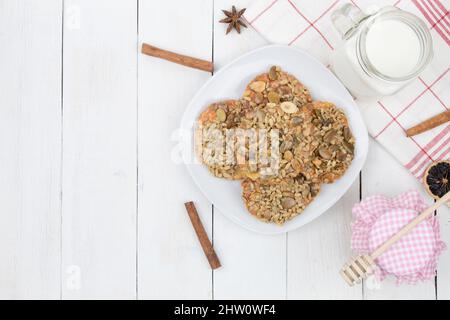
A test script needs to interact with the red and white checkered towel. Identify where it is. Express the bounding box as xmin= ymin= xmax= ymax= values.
xmin=351 ymin=190 xmax=445 ymax=283
xmin=244 ymin=0 xmax=449 ymax=180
